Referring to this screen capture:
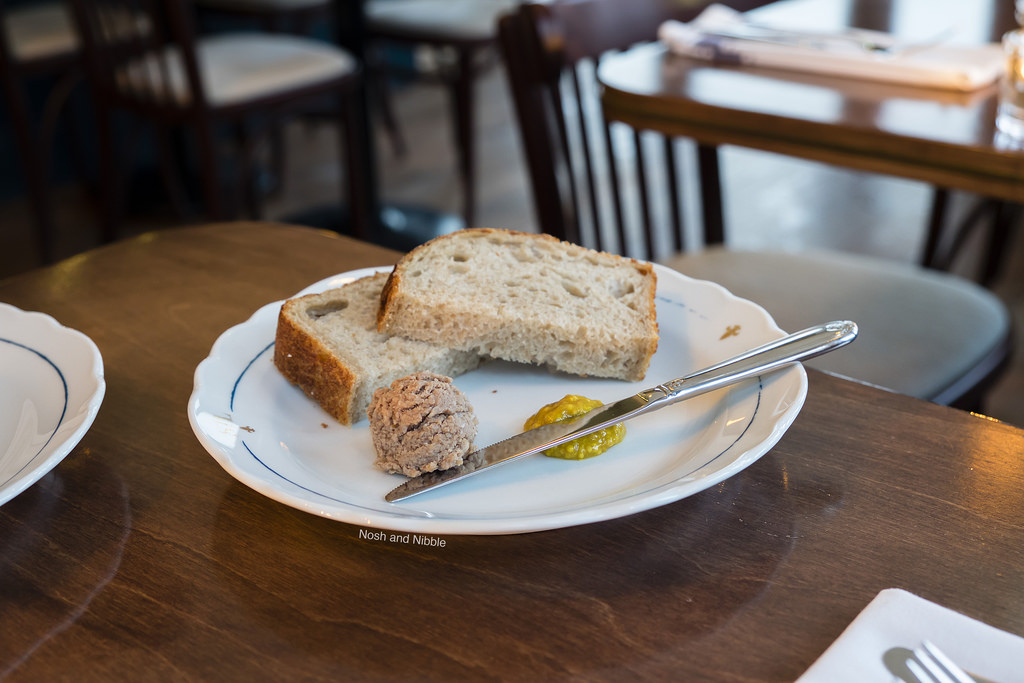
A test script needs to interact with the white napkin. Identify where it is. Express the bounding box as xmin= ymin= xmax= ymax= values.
xmin=658 ymin=4 xmax=1004 ymax=92
xmin=797 ymin=588 xmax=1024 ymax=682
